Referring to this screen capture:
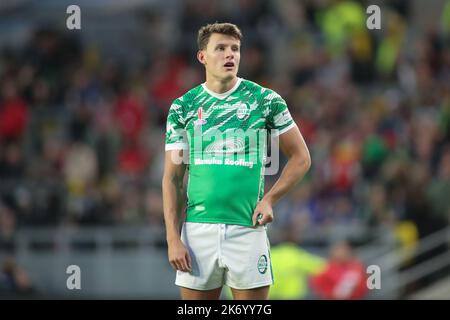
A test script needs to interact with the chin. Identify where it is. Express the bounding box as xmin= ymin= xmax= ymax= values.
xmin=222 ymin=73 xmax=237 ymax=81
